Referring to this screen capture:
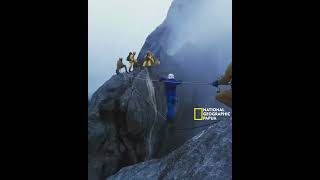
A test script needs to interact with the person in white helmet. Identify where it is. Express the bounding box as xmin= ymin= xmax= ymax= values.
xmin=159 ymin=73 xmax=183 ymax=126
